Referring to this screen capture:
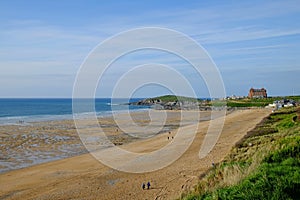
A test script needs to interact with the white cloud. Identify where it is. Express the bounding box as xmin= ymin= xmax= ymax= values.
xmin=1 ymin=1 xmax=300 ymax=97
